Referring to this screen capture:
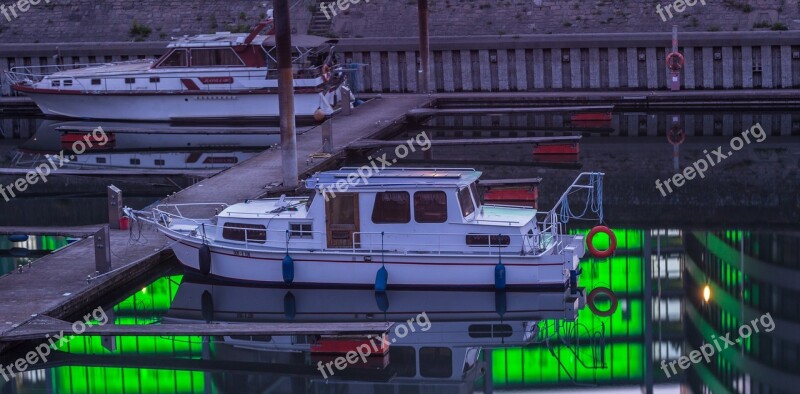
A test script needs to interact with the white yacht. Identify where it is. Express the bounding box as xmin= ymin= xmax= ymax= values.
xmin=5 ymin=10 xmax=349 ymax=122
